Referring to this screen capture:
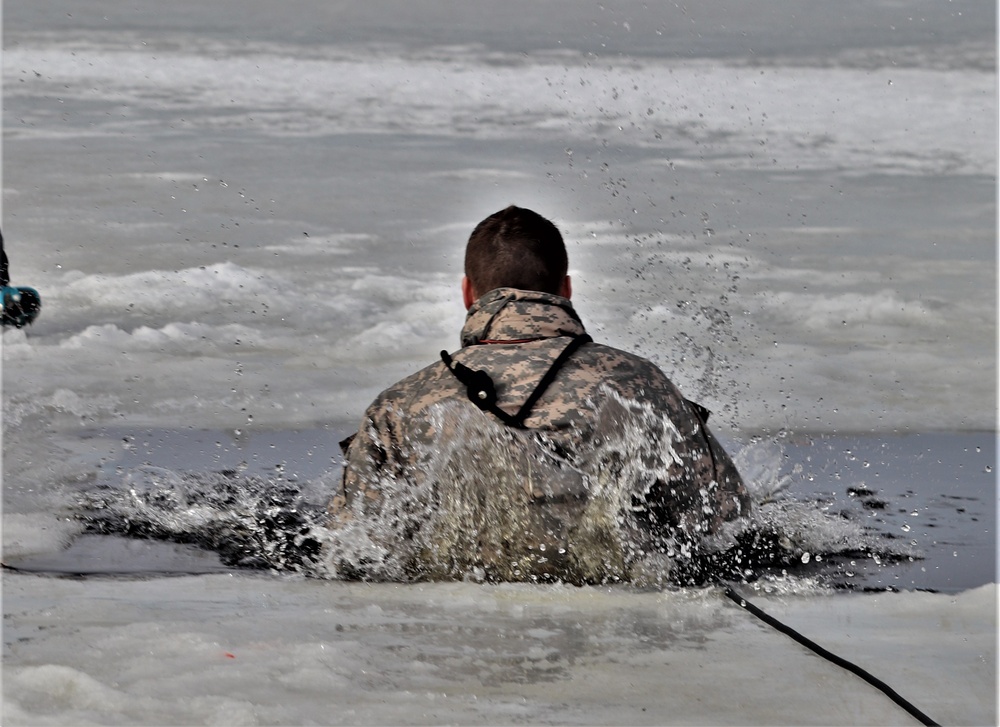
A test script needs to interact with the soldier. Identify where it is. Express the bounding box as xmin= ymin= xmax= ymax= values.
xmin=0 ymin=229 xmax=42 ymax=329
xmin=0 ymin=230 xmax=9 ymax=288
xmin=328 ymin=205 xmax=749 ymax=584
